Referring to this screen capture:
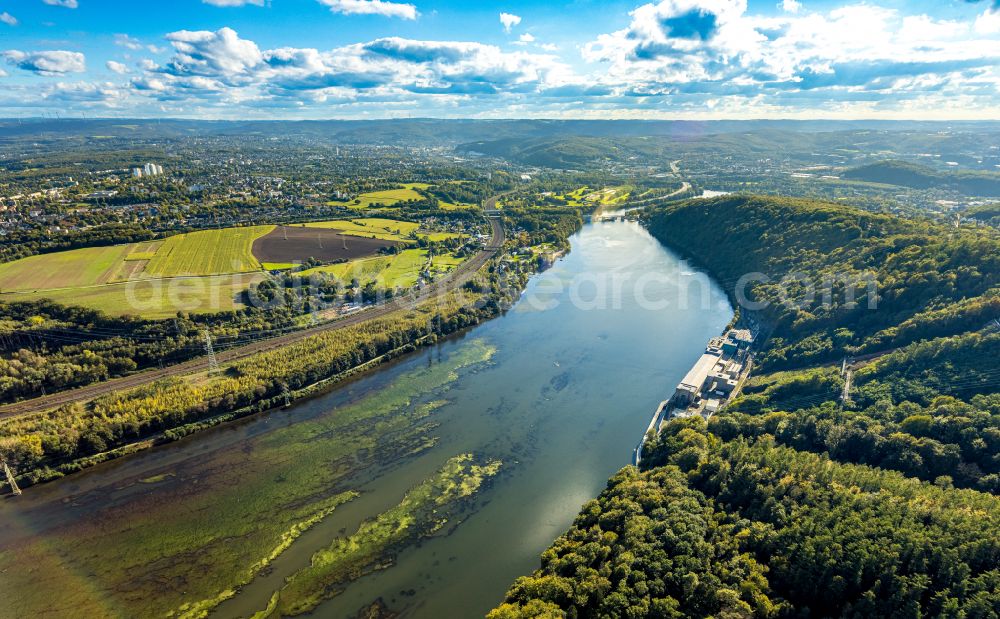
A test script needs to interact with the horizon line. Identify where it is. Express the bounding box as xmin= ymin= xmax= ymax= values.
xmin=3 ymin=116 xmax=1000 ymax=123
